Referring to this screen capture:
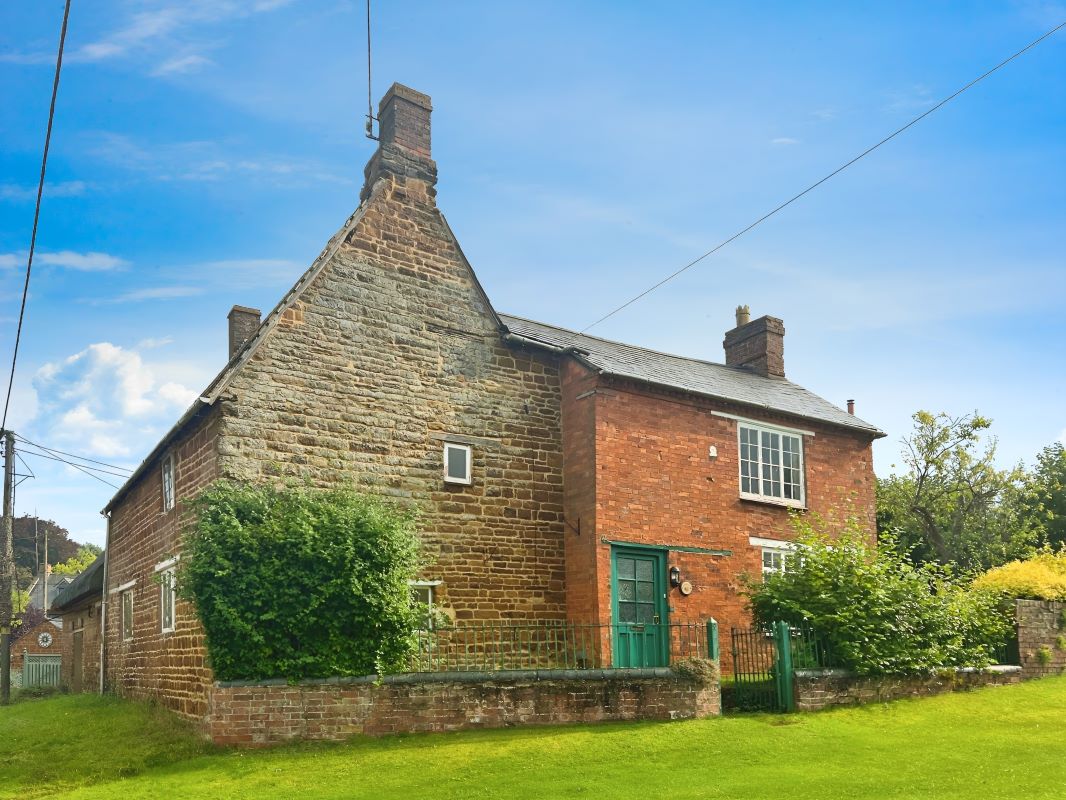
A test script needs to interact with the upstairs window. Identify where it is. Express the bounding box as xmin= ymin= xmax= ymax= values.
xmin=443 ymin=442 xmax=472 ymax=485
xmin=161 ymin=454 xmax=176 ymax=512
xmin=738 ymin=423 xmax=805 ymax=507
